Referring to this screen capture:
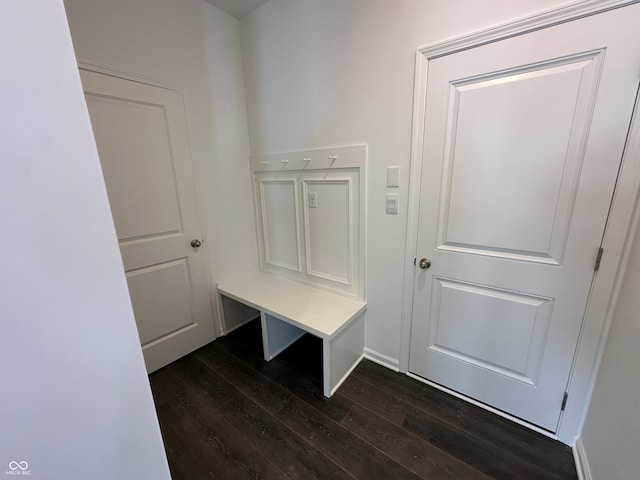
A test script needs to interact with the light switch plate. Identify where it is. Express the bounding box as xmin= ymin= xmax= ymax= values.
xmin=308 ymin=191 xmax=318 ymax=208
xmin=387 ymin=166 xmax=400 ymax=187
xmin=386 ymin=194 xmax=399 ymax=214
